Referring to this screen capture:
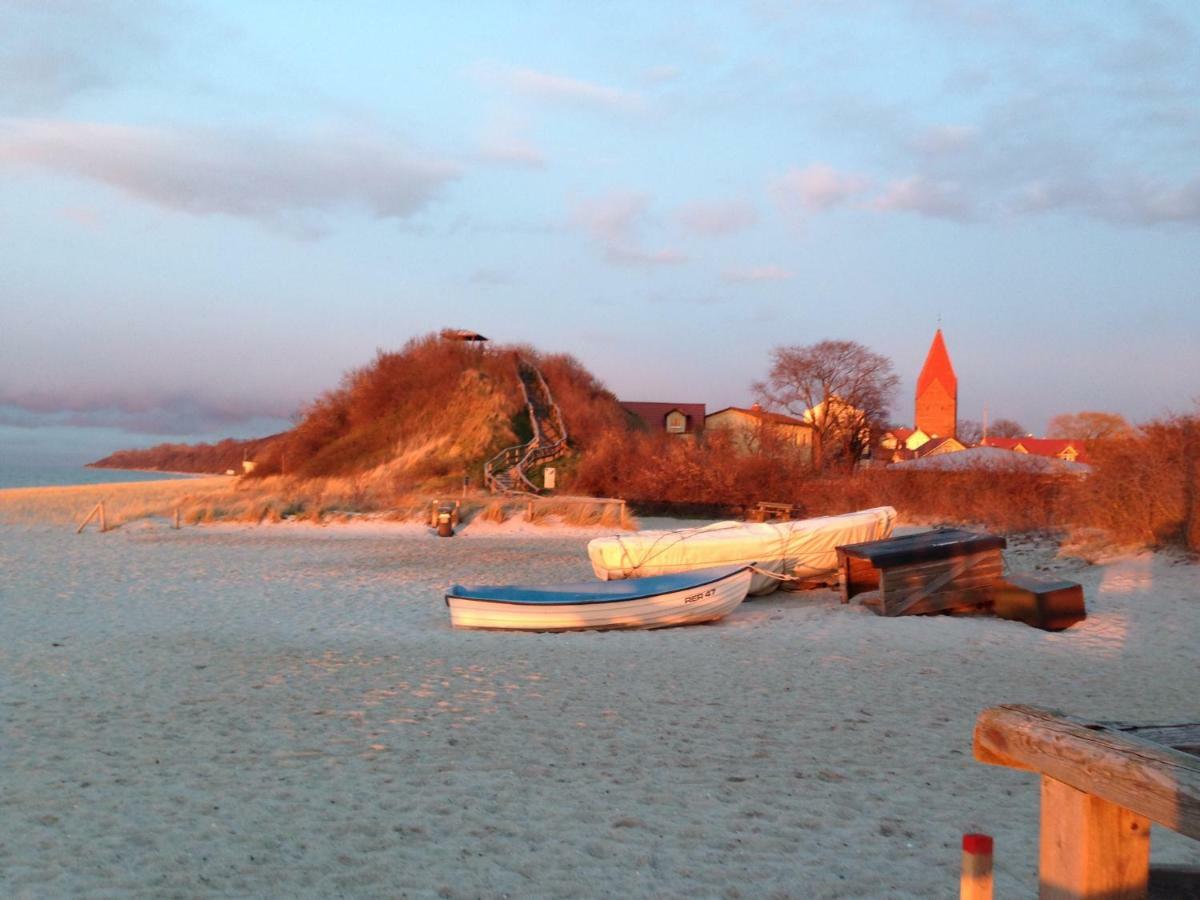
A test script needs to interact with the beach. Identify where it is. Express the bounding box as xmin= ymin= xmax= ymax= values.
xmin=1 ymin=483 xmax=1197 ymax=897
